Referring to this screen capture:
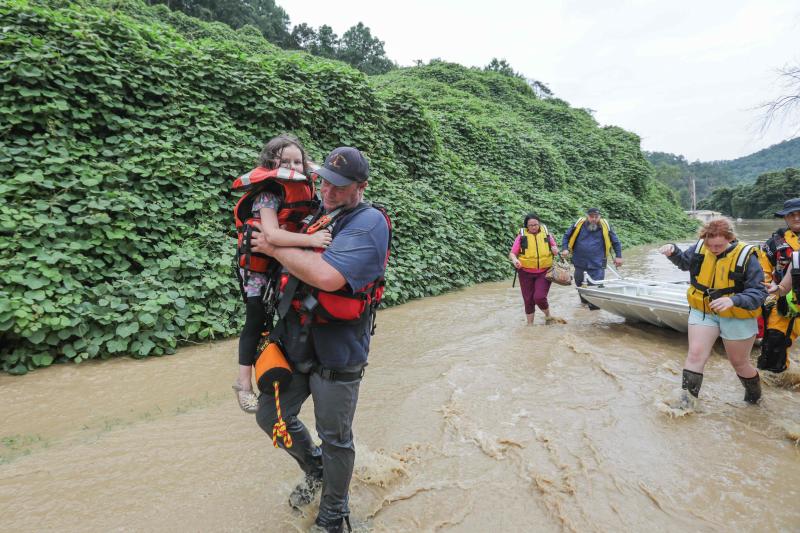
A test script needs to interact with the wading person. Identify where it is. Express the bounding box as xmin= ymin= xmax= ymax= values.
xmin=560 ymin=207 xmax=623 ymax=309
xmin=659 ymin=218 xmax=767 ymax=409
xmin=251 ymin=147 xmax=390 ymax=533
xmin=508 ymin=213 xmax=564 ymax=324
xmin=757 ymin=198 xmax=800 ymax=373
xmin=231 ymin=134 xmax=330 ymax=413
